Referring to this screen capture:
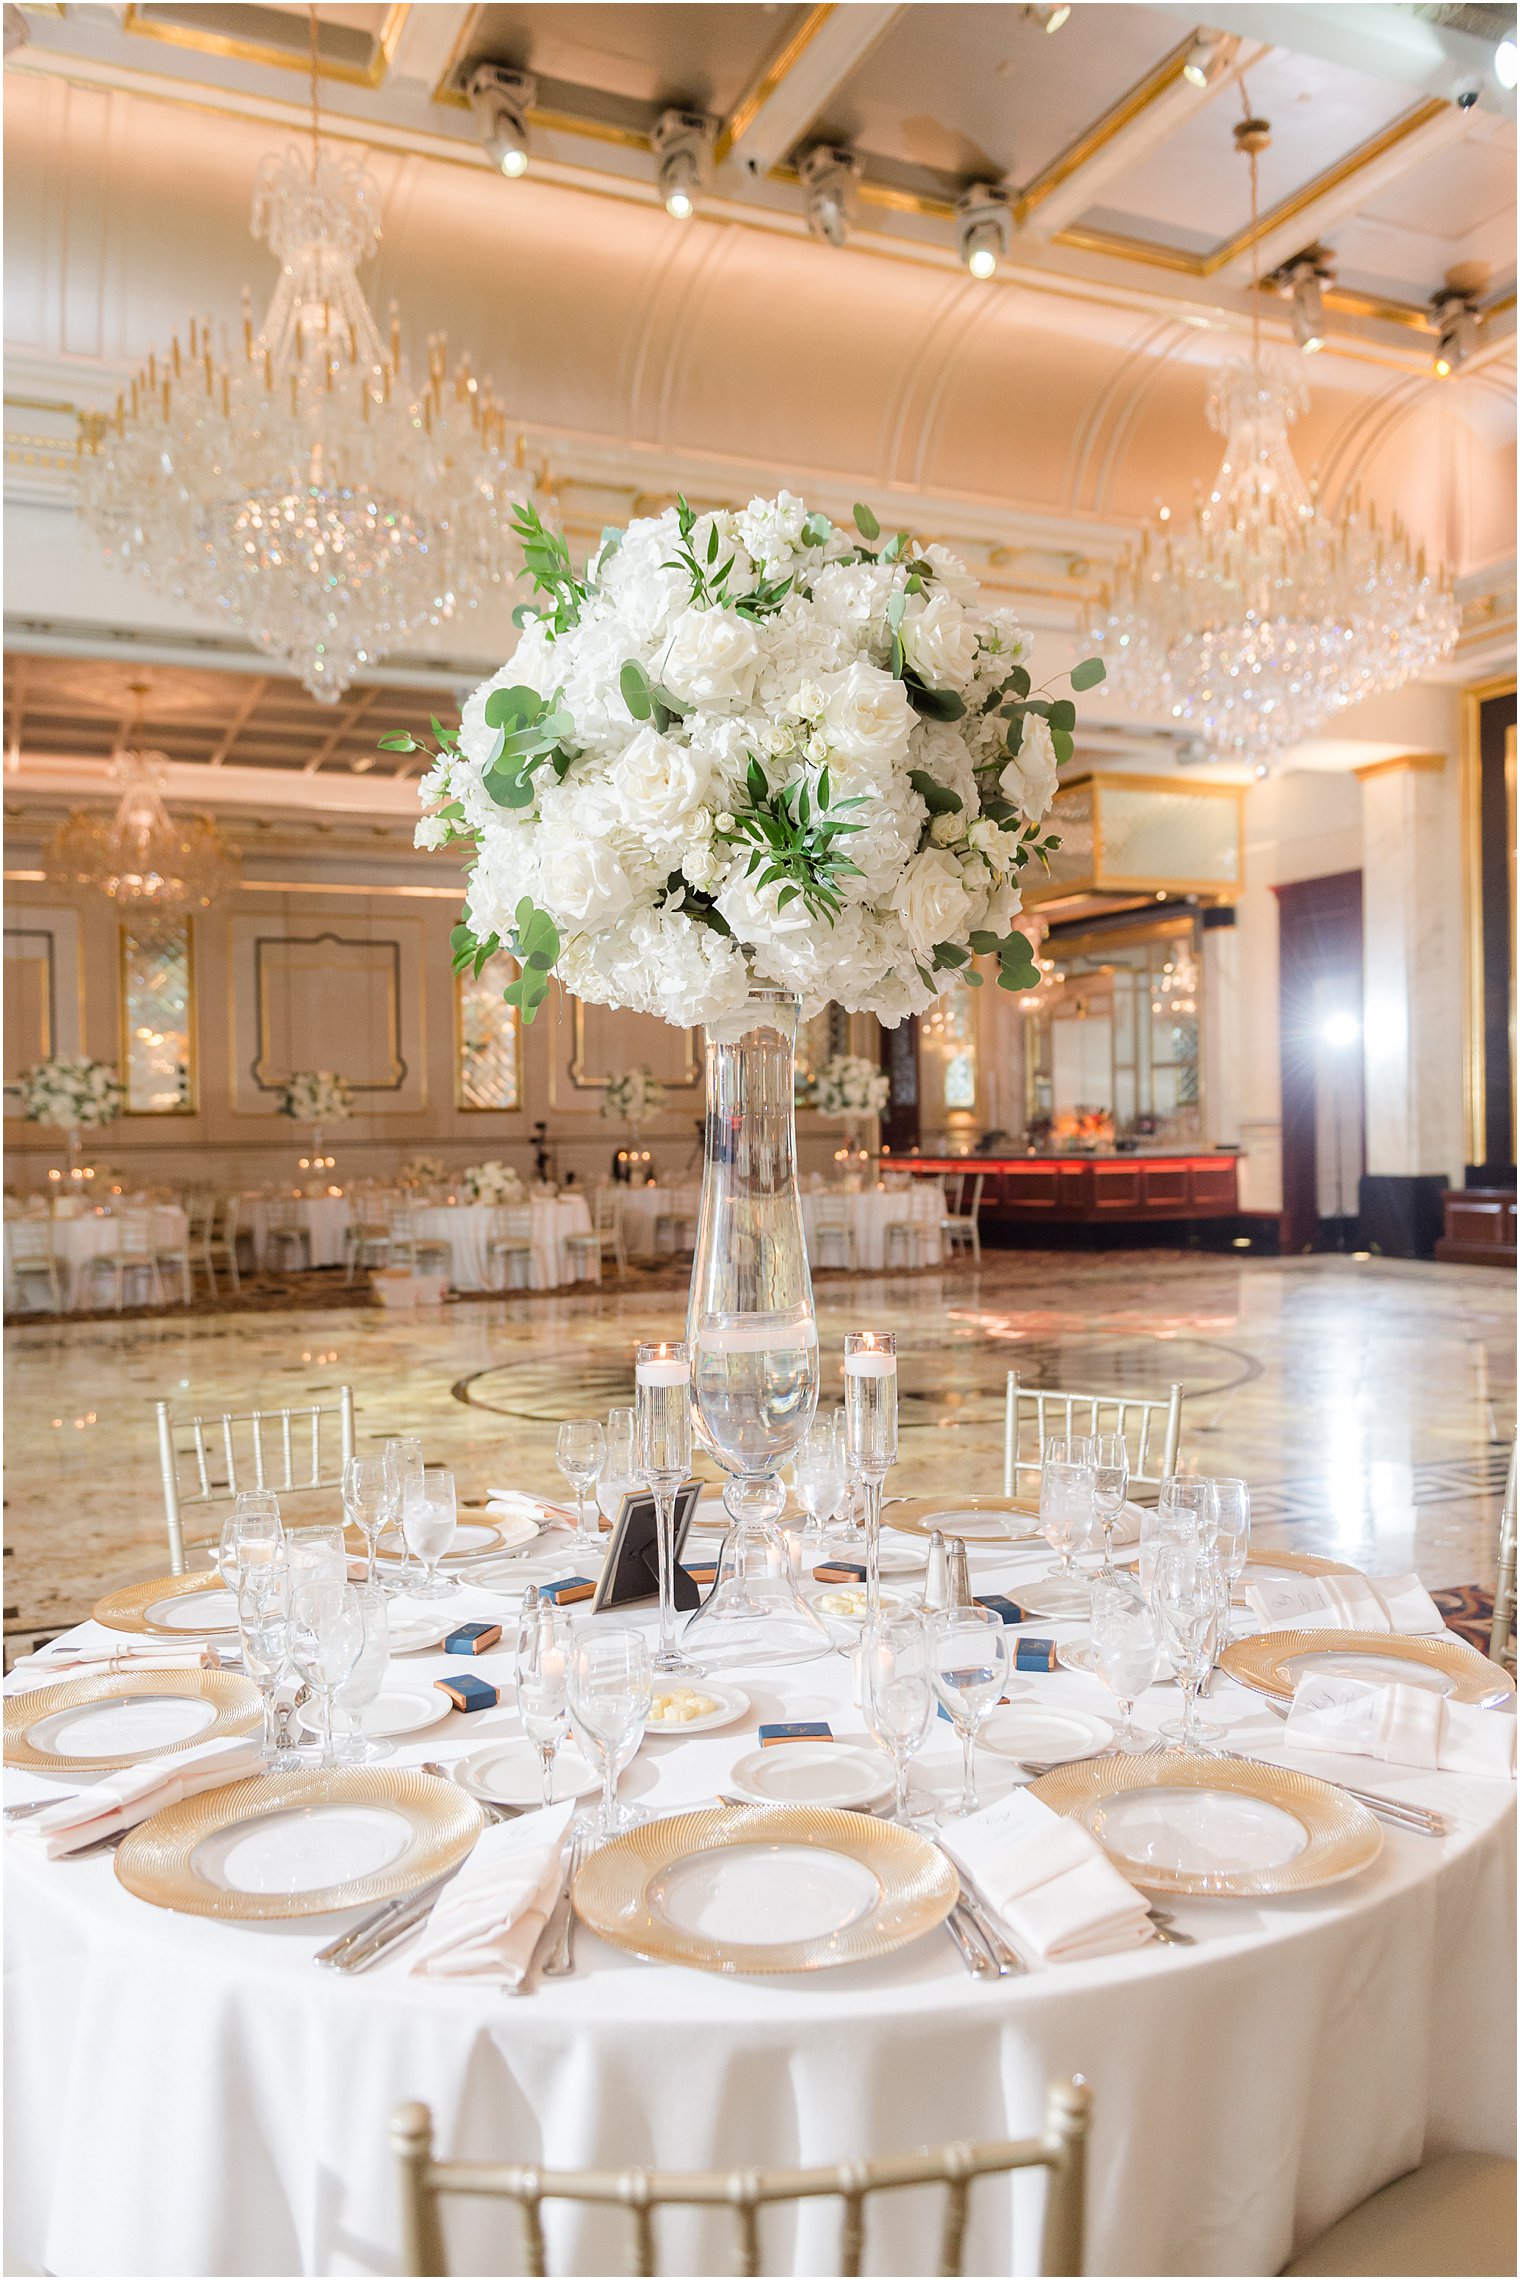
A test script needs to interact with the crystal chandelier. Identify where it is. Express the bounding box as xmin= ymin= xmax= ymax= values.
xmin=43 ymin=691 xmax=240 ymax=915
xmin=1084 ymin=114 xmax=1457 ymax=771
xmin=76 ymin=14 xmax=539 ymax=701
